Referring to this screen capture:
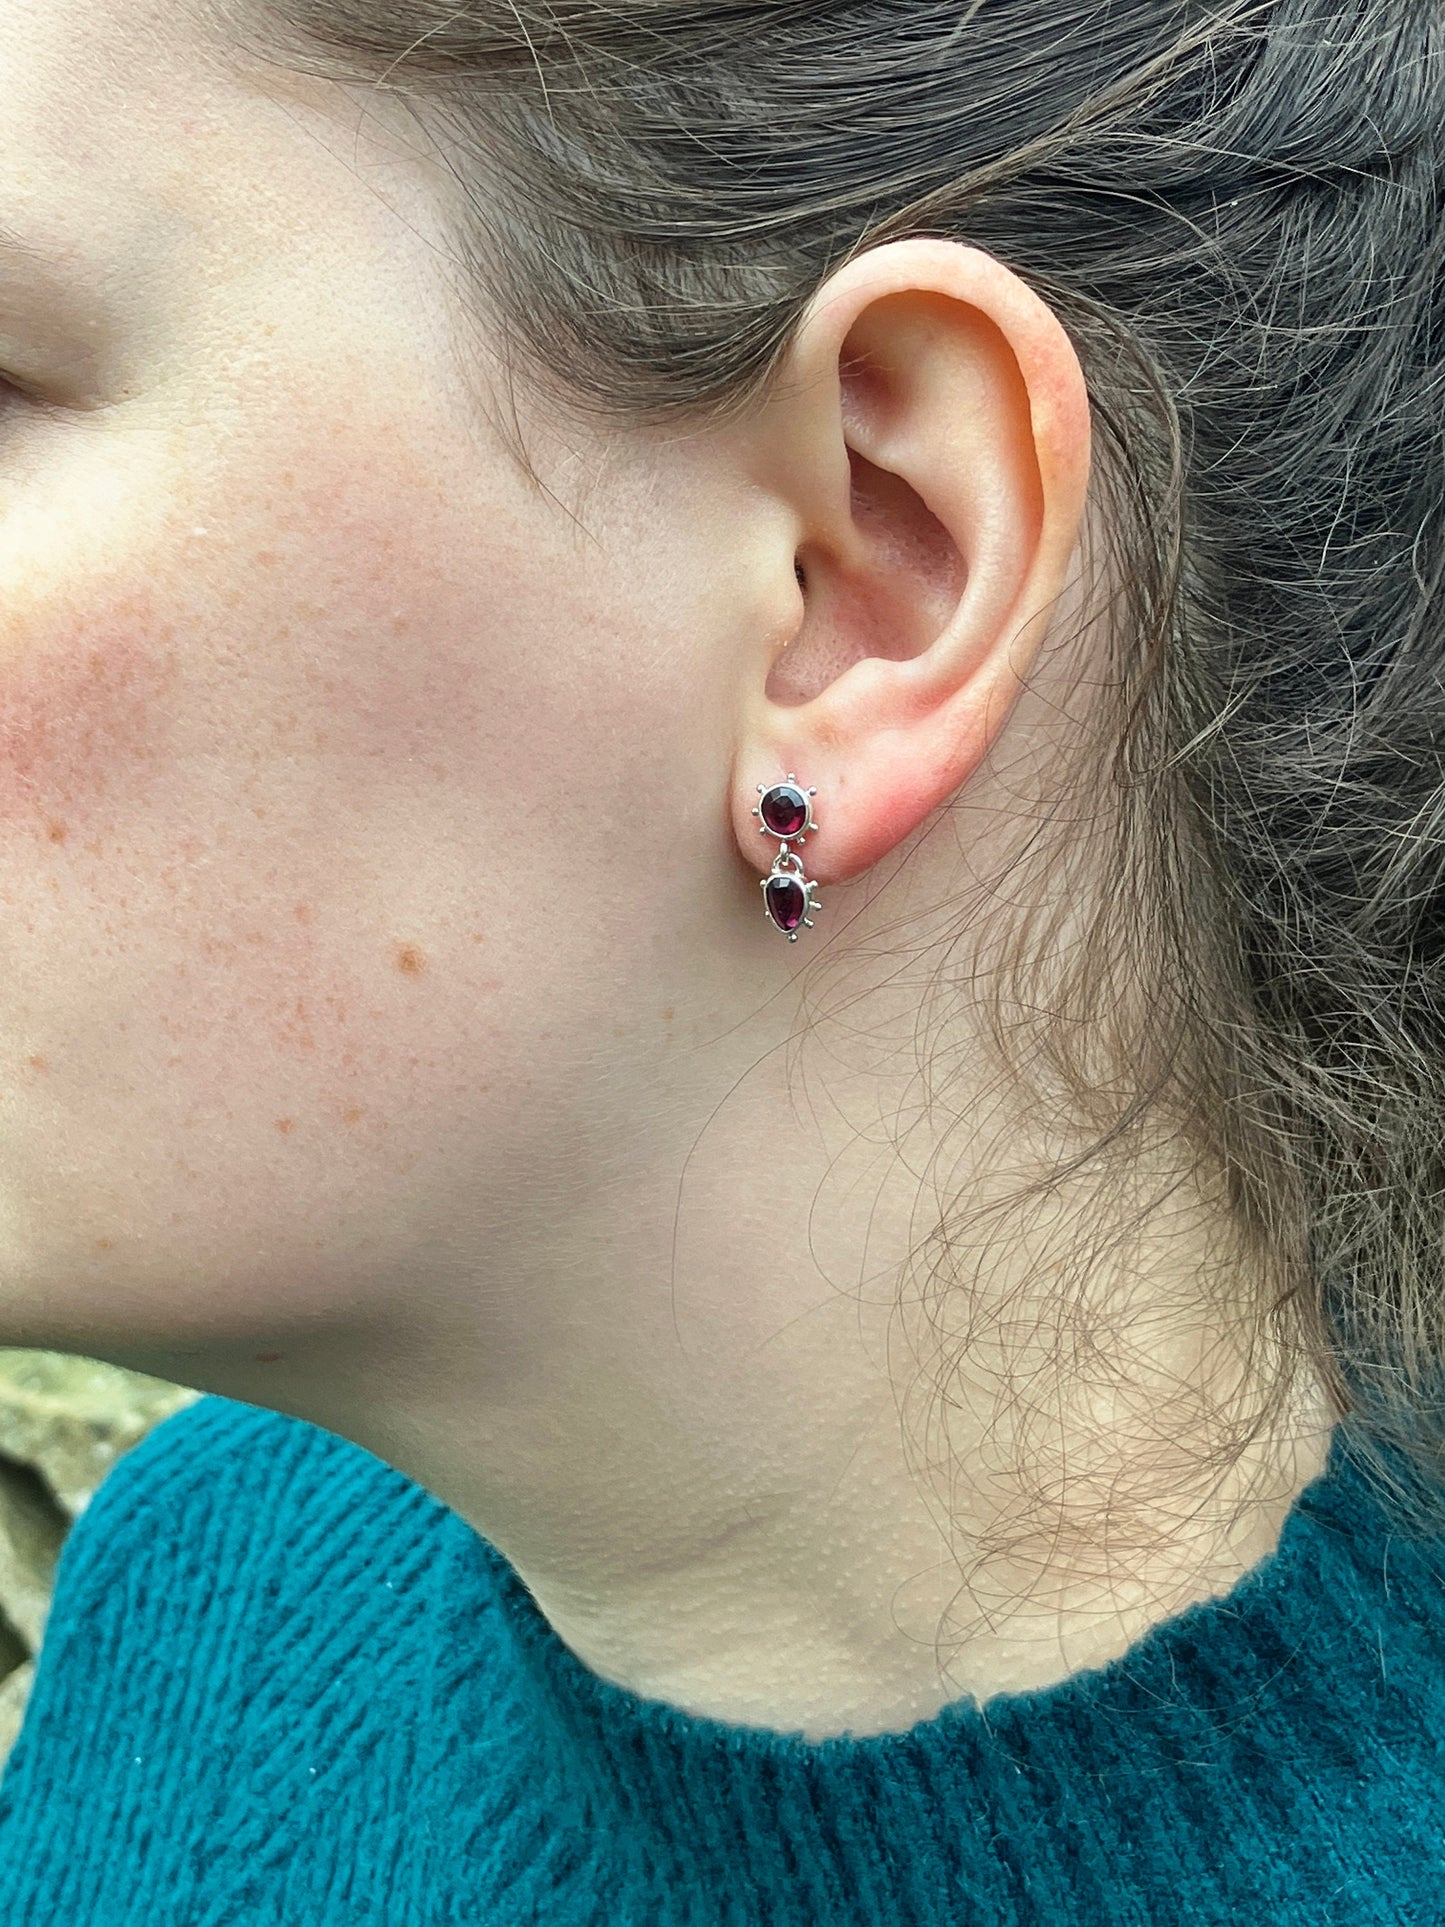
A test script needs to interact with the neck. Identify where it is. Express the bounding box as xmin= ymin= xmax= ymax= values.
xmin=175 ymin=972 xmax=1335 ymax=1742
xmin=111 ymin=695 xmax=1339 ymax=1740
